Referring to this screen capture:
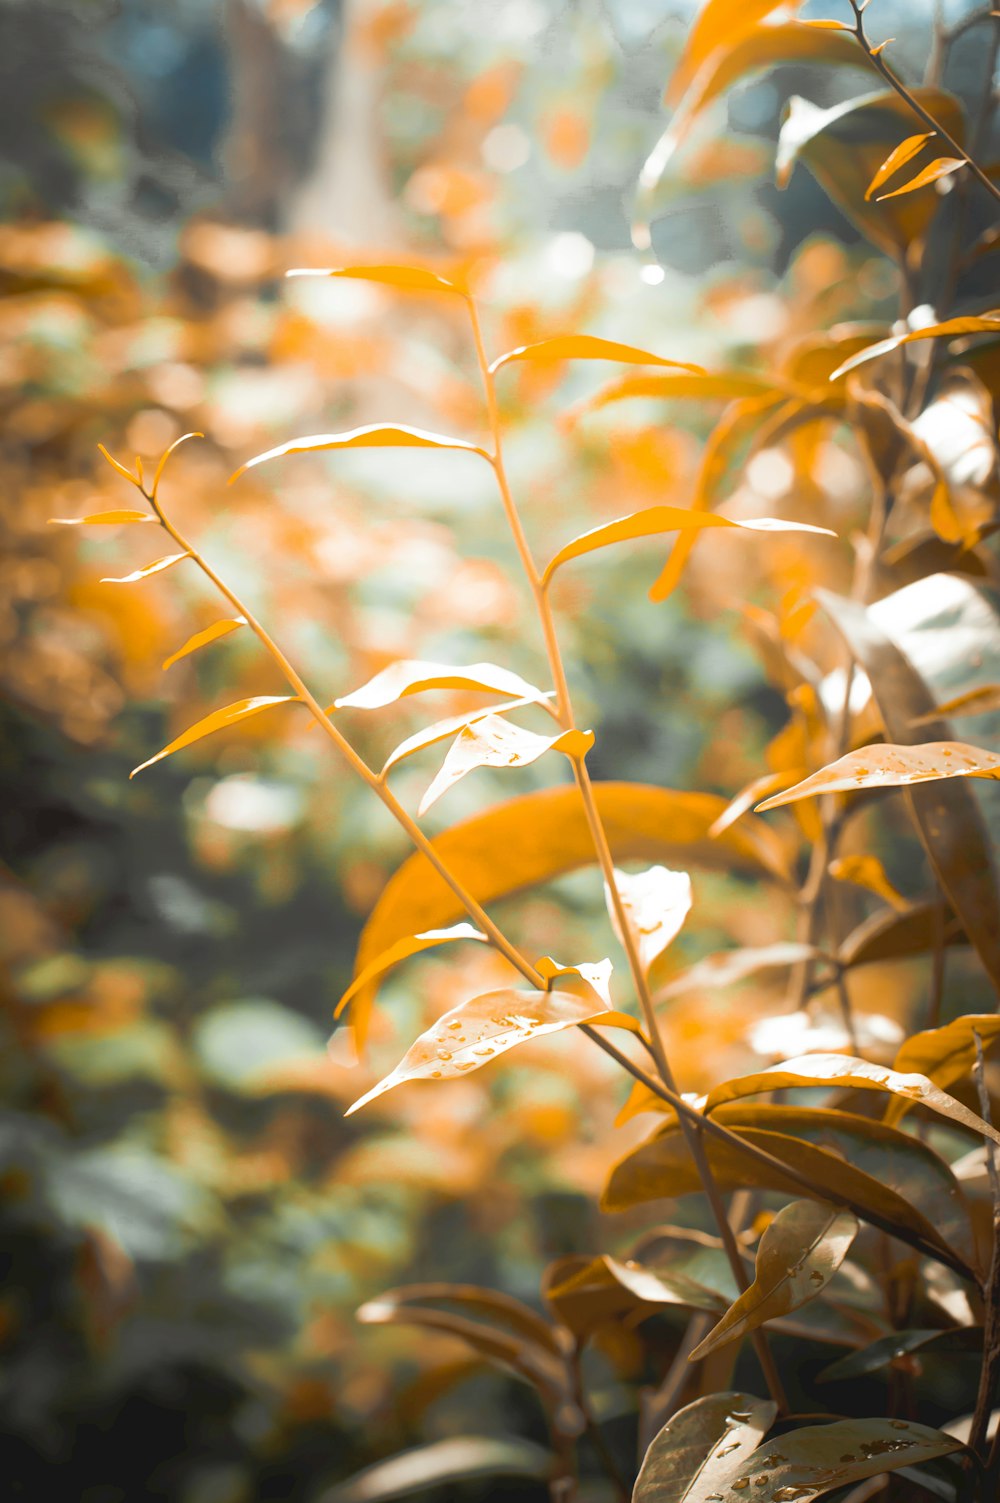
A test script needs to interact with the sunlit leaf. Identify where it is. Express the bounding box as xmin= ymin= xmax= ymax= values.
xmin=634 ymin=1392 xmax=777 ymax=1503
xmin=911 ymin=684 xmax=1000 ymax=724
xmin=323 ymin=1437 xmax=552 ymax=1503
xmin=830 ymin=313 xmax=1000 ymax=381
xmin=50 ymin=510 xmax=154 ymax=525
xmin=488 ymin=334 xmax=704 ymax=377
xmin=418 ymin=717 xmax=593 ymax=815
xmin=380 ymin=695 xmax=555 ymax=777
xmin=346 ymin=987 xmax=610 ymax=1115
xmin=757 ymin=742 xmax=1000 ymax=810
xmin=541 ymin=505 xmax=835 ymax=586
xmin=718 ymin=1418 xmax=962 ymax=1500
xmin=566 ymin=370 xmax=791 ymax=425
xmin=101 ymin=552 xmax=189 ymax=584
xmin=656 ymin=942 xmax=822 ymax=1001
xmin=605 ymin=865 xmax=691 ymax=975
xmin=335 ymin=659 xmax=550 ymax=711
xmin=230 ymin=424 xmax=491 ymax=482
xmin=162 ymin=618 xmax=246 ymax=671
xmin=877 ymin=155 xmax=964 ymax=199
xmin=708 ymin=771 xmax=803 ymax=838
xmin=130 ymin=696 xmax=299 ymax=778
xmin=886 ymin=1014 xmax=1000 ymax=1126
xmin=286 ymin=263 xmax=462 ymax=294
xmin=665 ymin=0 xmax=789 ymax=105
xmin=690 ymin=1201 xmax=857 ymax=1360
xmin=819 ymin=1326 xmax=982 ymax=1384
xmin=828 ymin=854 xmax=908 ymax=910
xmin=603 ymin=1103 xmax=974 ymax=1275
xmin=701 ymin=1052 xmax=1000 ymax=1146
xmin=334 ymin=923 xmax=486 ymax=1023
xmin=534 ymin=954 xmax=613 ymax=1008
